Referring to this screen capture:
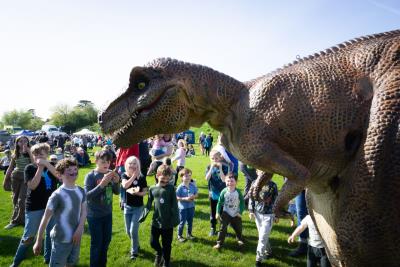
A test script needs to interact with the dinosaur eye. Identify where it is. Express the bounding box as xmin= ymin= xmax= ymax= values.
xmin=137 ymin=82 xmax=146 ymax=90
